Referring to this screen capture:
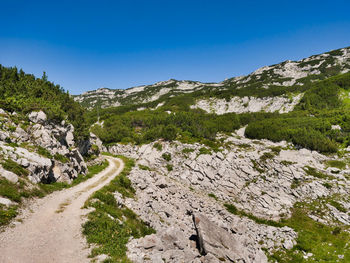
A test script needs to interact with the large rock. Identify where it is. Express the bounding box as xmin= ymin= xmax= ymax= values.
xmin=0 ymin=197 xmax=15 ymax=207
xmin=28 ymin=111 xmax=47 ymax=124
xmin=193 ymin=213 xmax=266 ymax=263
xmin=0 ymin=166 xmax=19 ymax=184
